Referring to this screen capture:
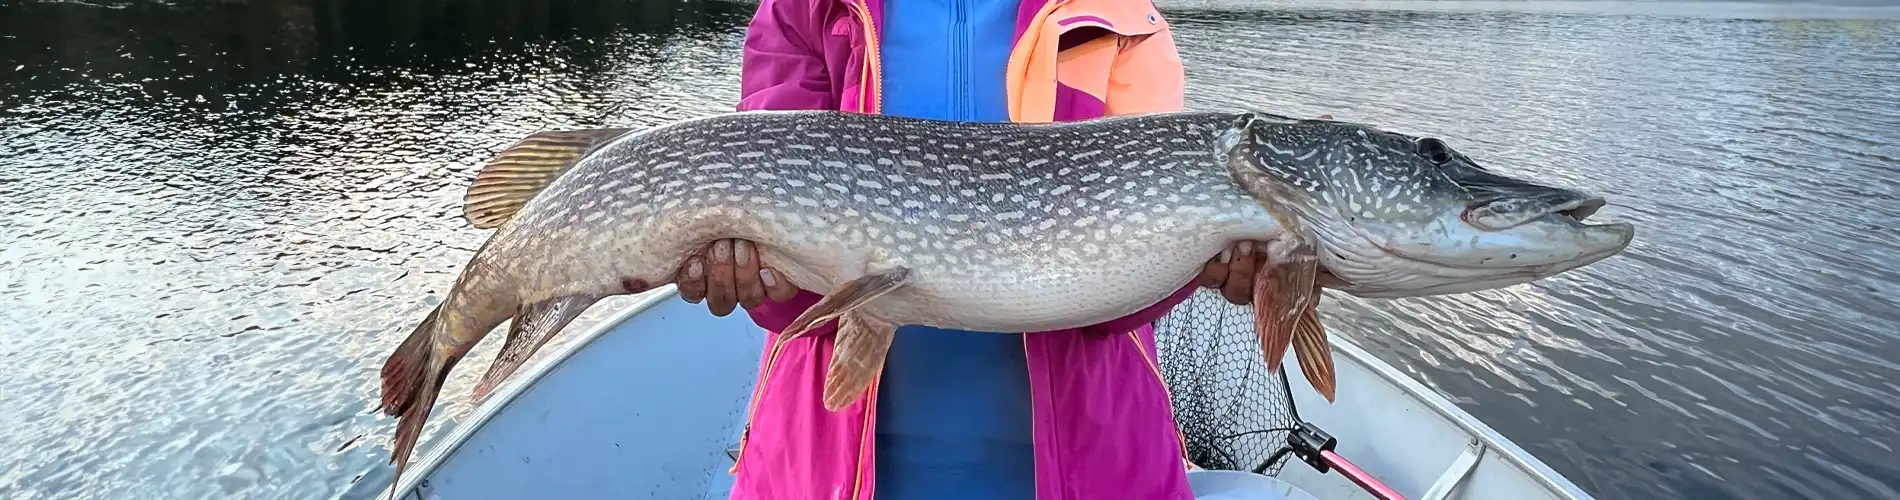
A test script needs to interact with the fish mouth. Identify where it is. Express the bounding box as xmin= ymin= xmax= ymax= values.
xmin=1549 ymin=196 xmax=1636 ymax=255
xmin=1462 ymin=193 xmax=1610 ymax=231
xmin=1551 ymin=196 xmax=1606 ymax=224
